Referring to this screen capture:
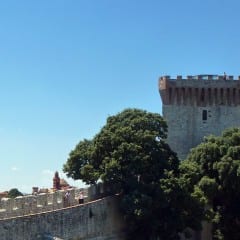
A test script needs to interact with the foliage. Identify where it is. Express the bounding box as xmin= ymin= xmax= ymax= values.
xmin=181 ymin=128 xmax=240 ymax=240
xmin=63 ymin=108 xmax=204 ymax=239
xmin=121 ymin=170 xmax=204 ymax=240
xmin=7 ymin=188 xmax=23 ymax=198
xmin=63 ymin=139 xmax=97 ymax=184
